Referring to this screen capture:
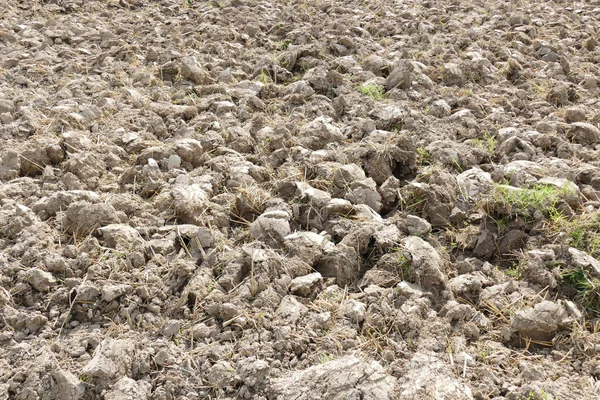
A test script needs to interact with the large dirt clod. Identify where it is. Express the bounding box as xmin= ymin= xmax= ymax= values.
xmin=269 ymin=355 xmax=397 ymax=400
